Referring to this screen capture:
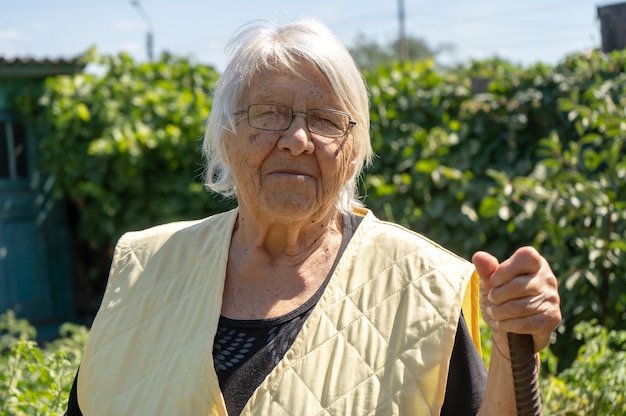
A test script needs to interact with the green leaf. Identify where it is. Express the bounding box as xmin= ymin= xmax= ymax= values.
xmin=76 ymin=102 xmax=91 ymax=121
xmin=415 ymin=159 xmax=438 ymax=174
xmin=478 ymin=196 xmax=500 ymax=218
